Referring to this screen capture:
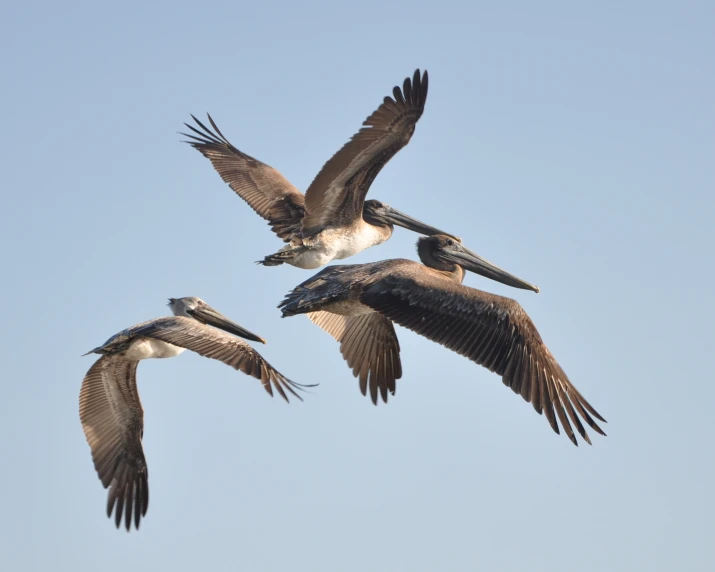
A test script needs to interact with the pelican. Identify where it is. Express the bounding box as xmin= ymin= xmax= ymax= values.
xmin=80 ymin=296 xmax=308 ymax=531
xmin=279 ymin=235 xmax=606 ymax=446
xmin=182 ymin=69 xmax=458 ymax=269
